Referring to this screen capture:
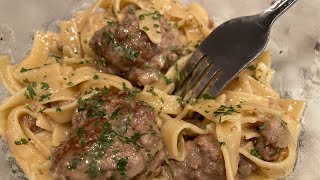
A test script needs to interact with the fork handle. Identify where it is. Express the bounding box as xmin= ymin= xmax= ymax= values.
xmin=263 ymin=0 xmax=299 ymax=23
